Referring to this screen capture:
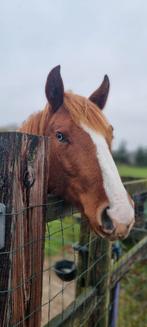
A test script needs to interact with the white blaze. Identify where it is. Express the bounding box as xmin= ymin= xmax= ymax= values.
xmin=81 ymin=124 xmax=134 ymax=225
